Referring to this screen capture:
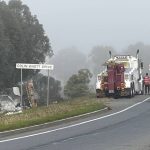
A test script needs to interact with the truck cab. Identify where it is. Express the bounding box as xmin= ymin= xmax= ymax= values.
xmin=96 ymin=51 xmax=143 ymax=98
xmin=114 ymin=55 xmax=143 ymax=96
